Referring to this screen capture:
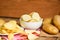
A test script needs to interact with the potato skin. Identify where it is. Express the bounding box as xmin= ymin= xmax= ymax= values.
xmin=43 ymin=18 xmax=52 ymax=24
xmin=42 ymin=24 xmax=59 ymax=34
xmin=53 ymin=15 xmax=60 ymax=30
